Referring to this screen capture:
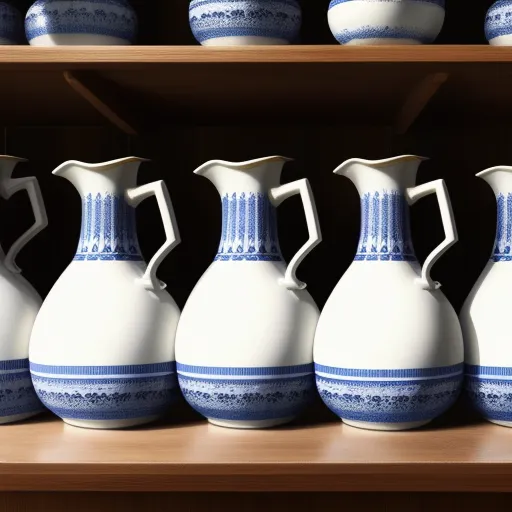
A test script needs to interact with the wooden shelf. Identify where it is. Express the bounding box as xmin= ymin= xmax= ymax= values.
xmin=1 ymin=45 xmax=512 ymax=130
xmin=2 ymin=410 xmax=512 ymax=493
